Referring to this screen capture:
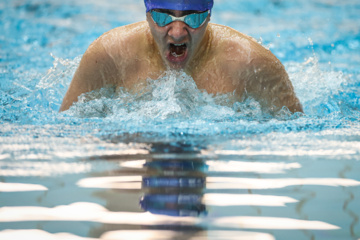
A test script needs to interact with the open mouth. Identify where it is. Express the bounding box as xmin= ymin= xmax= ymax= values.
xmin=169 ymin=43 xmax=187 ymax=57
